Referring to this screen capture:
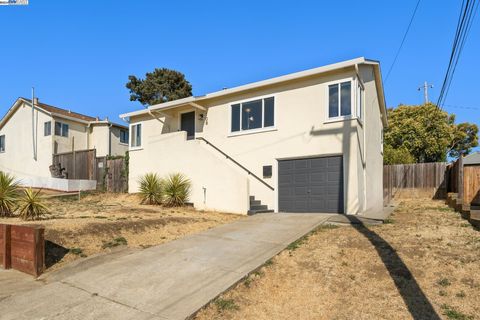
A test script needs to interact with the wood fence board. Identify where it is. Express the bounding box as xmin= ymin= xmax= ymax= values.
xmin=383 ymin=162 xmax=448 ymax=203
xmin=463 ymin=165 xmax=480 ymax=205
